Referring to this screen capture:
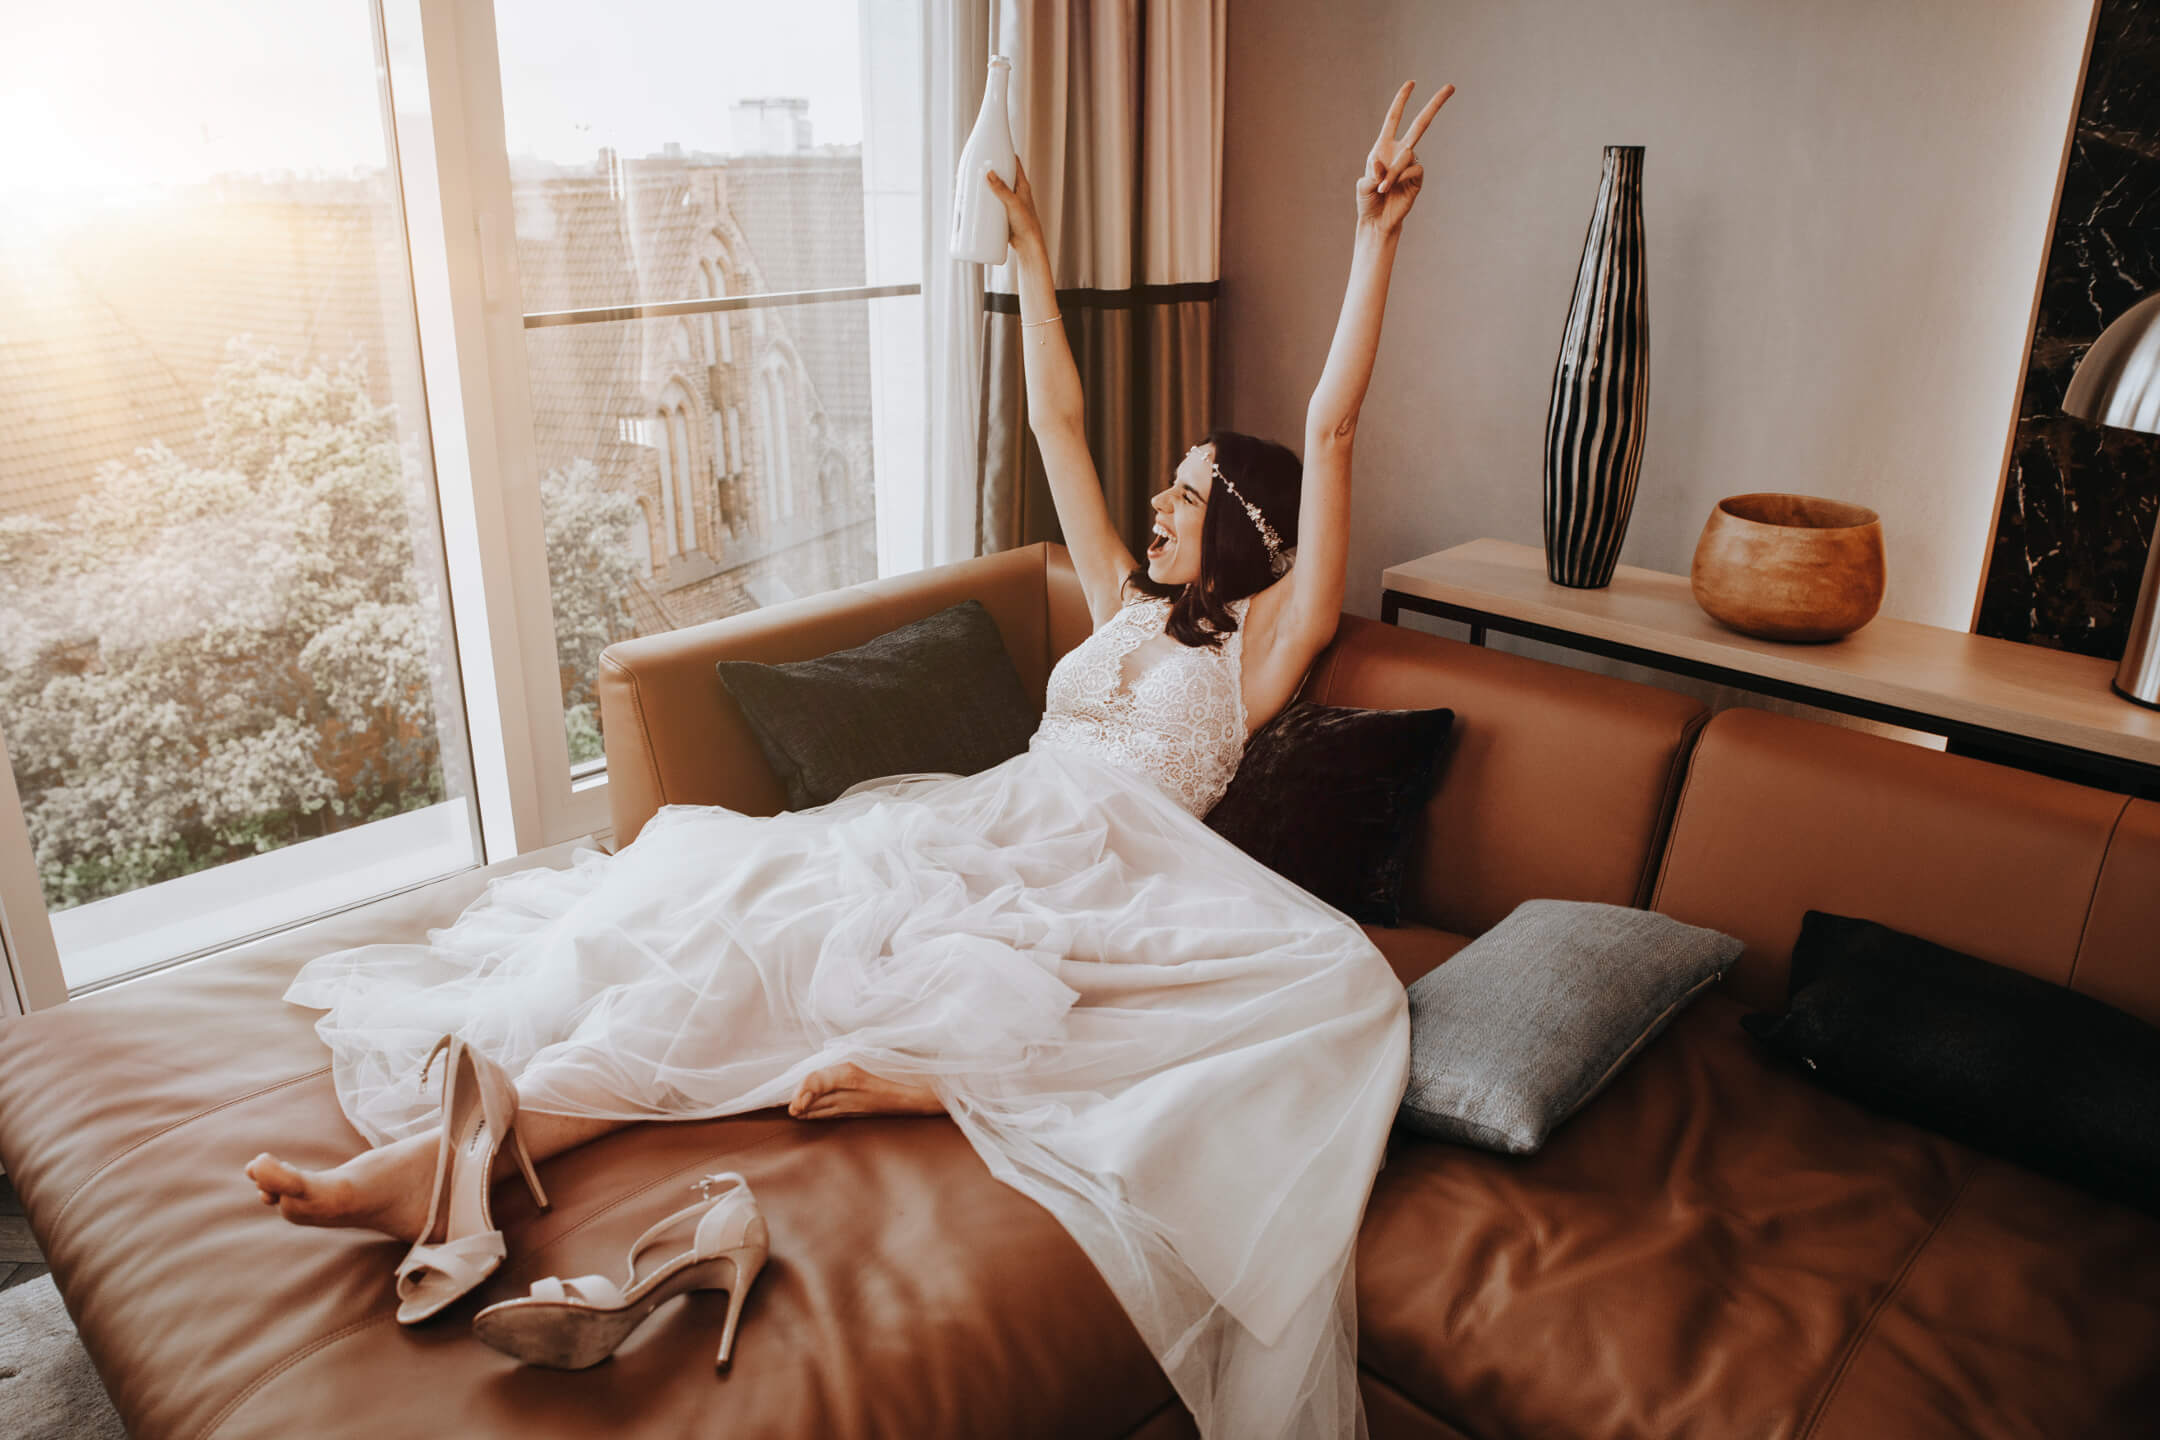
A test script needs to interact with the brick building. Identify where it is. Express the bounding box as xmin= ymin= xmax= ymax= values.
xmin=0 ymin=140 xmax=879 ymax=636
